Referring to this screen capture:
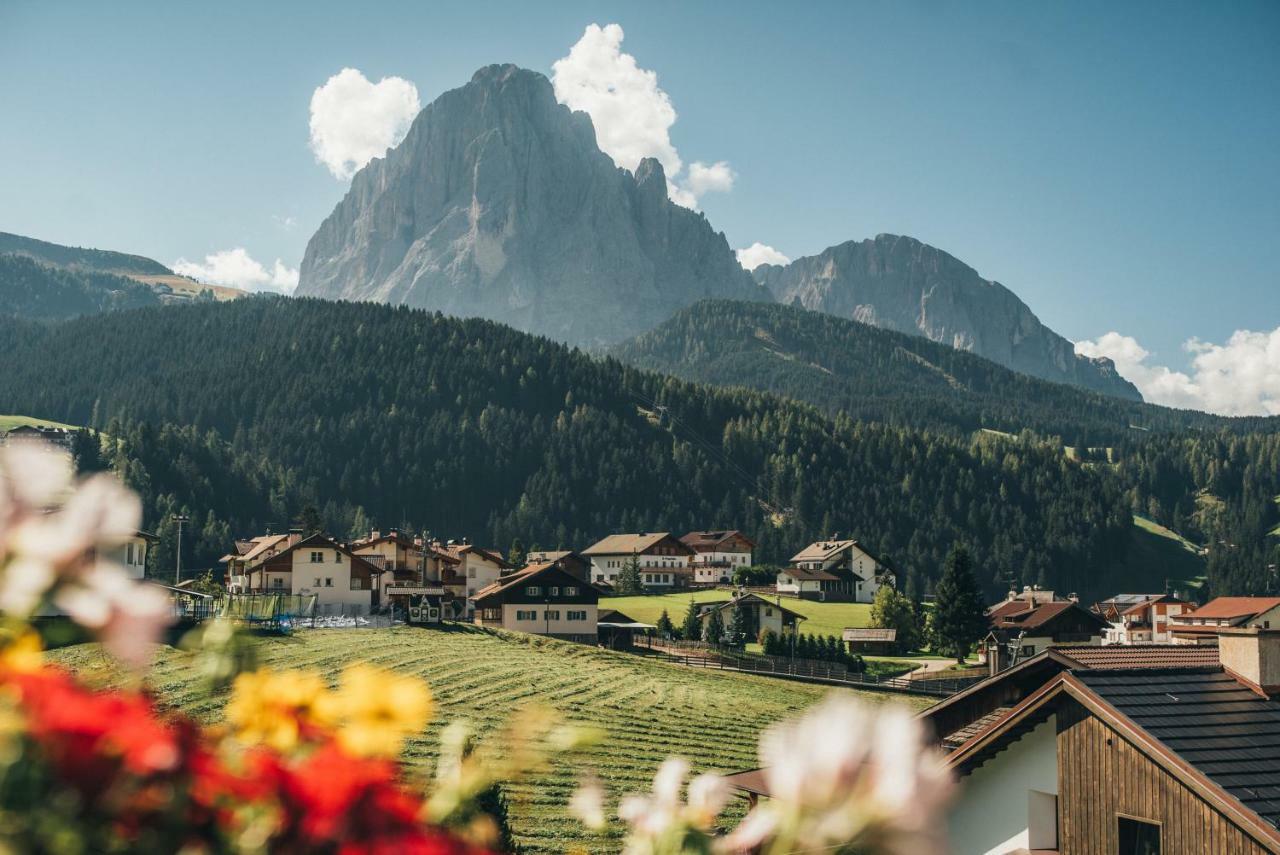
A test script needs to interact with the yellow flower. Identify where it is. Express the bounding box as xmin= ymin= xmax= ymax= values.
xmin=324 ymin=663 xmax=432 ymax=758
xmin=226 ymin=668 xmax=330 ymax=752
xmin=0 ymin=629 xmax=43 ymax=673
